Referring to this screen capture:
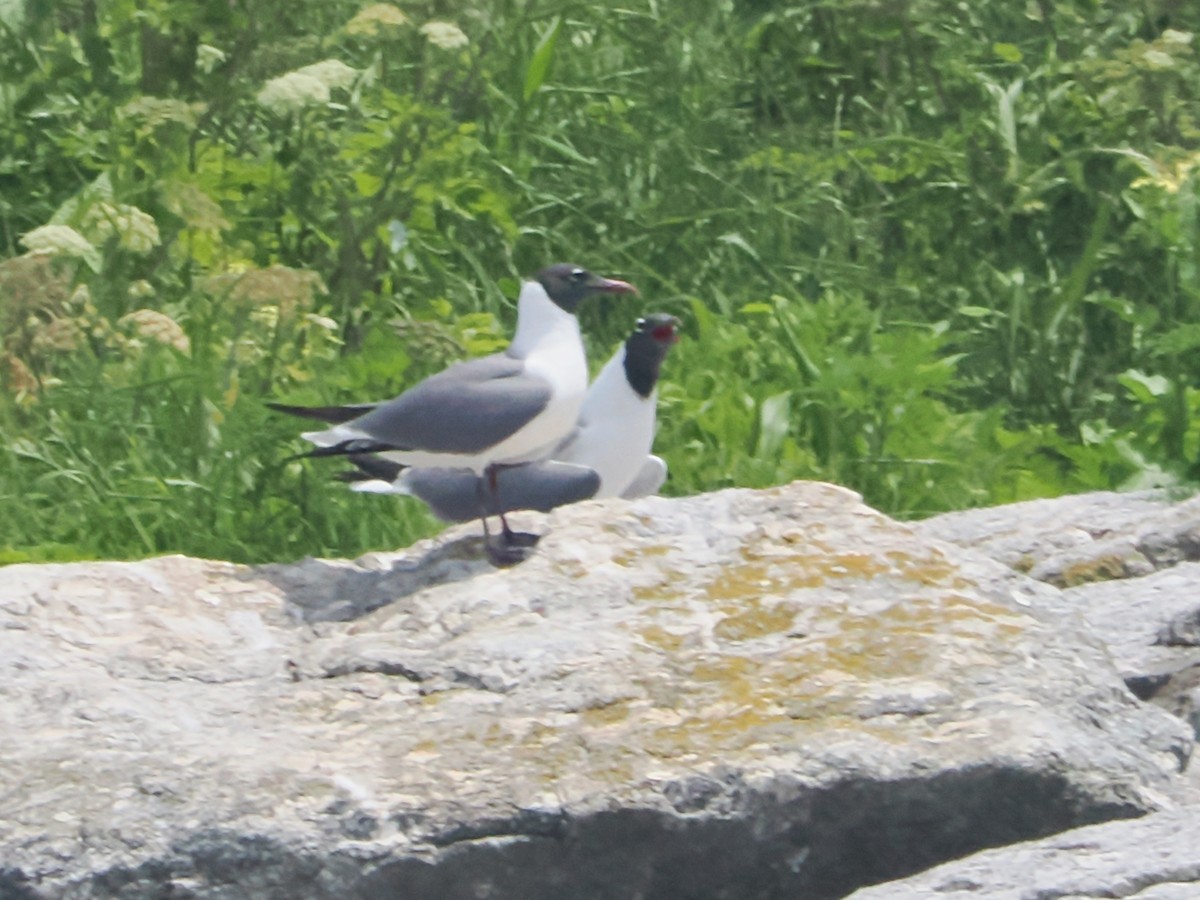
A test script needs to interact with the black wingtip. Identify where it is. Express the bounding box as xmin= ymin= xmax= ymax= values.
xmin=344 ymin=454 xmax=405 ymax=483
xmin=266 ymin=401 xmax=377 ymax=425
xmin=302 ymin=439 xmax=399 ymax=460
